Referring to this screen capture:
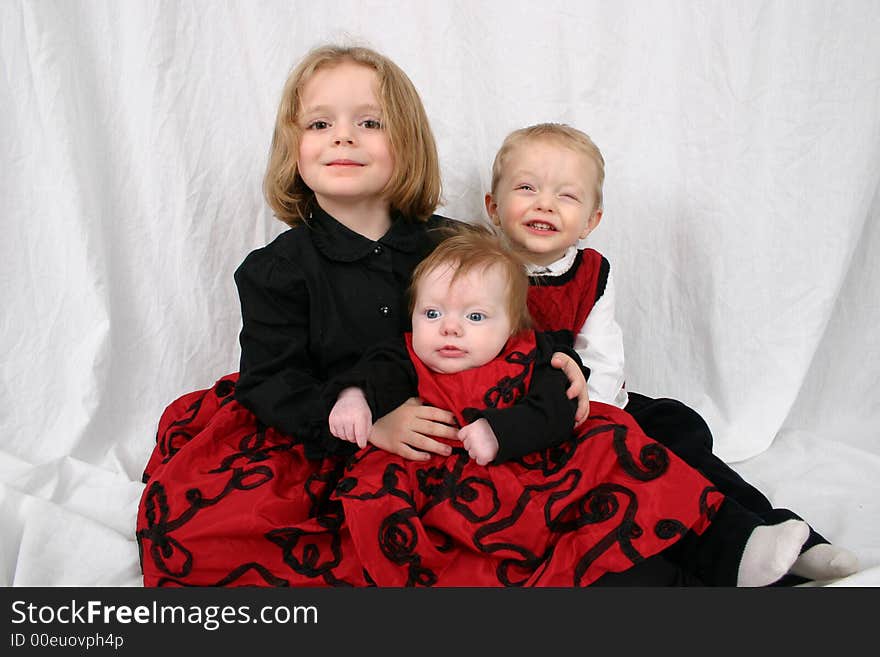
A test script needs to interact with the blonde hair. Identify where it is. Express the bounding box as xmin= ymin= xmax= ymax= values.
xmin=409 ymin=224 xmax=532 ymax=333
xmin=490 ymin=122 xmax=605 ymax=211
xmin=264 ymin=44 xmax=442 ymax=226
